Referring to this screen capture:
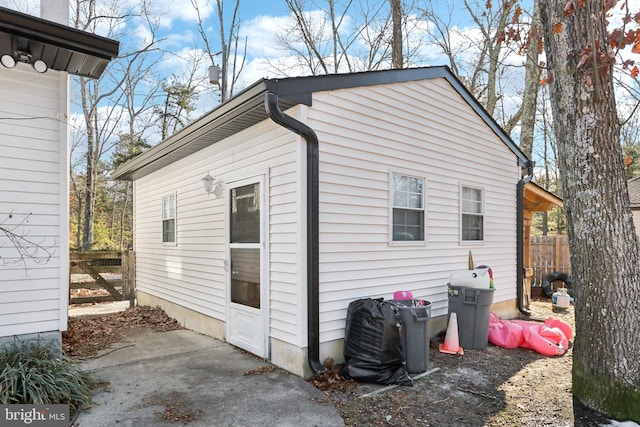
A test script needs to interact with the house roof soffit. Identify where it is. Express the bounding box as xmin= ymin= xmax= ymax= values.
xmin=0 ymin=7 xmax=119 ymax=79
xmin=524 ymin=181 xmax=564 ymax=212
